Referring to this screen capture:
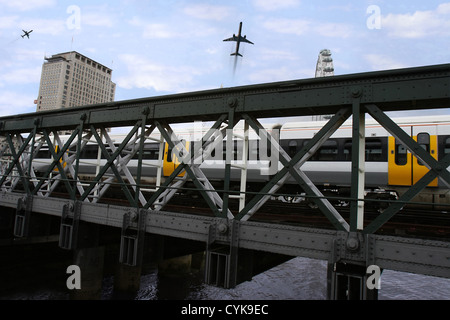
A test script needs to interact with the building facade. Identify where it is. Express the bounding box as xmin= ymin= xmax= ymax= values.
xmin=36 ymin=51 xmax=116 ymax=112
